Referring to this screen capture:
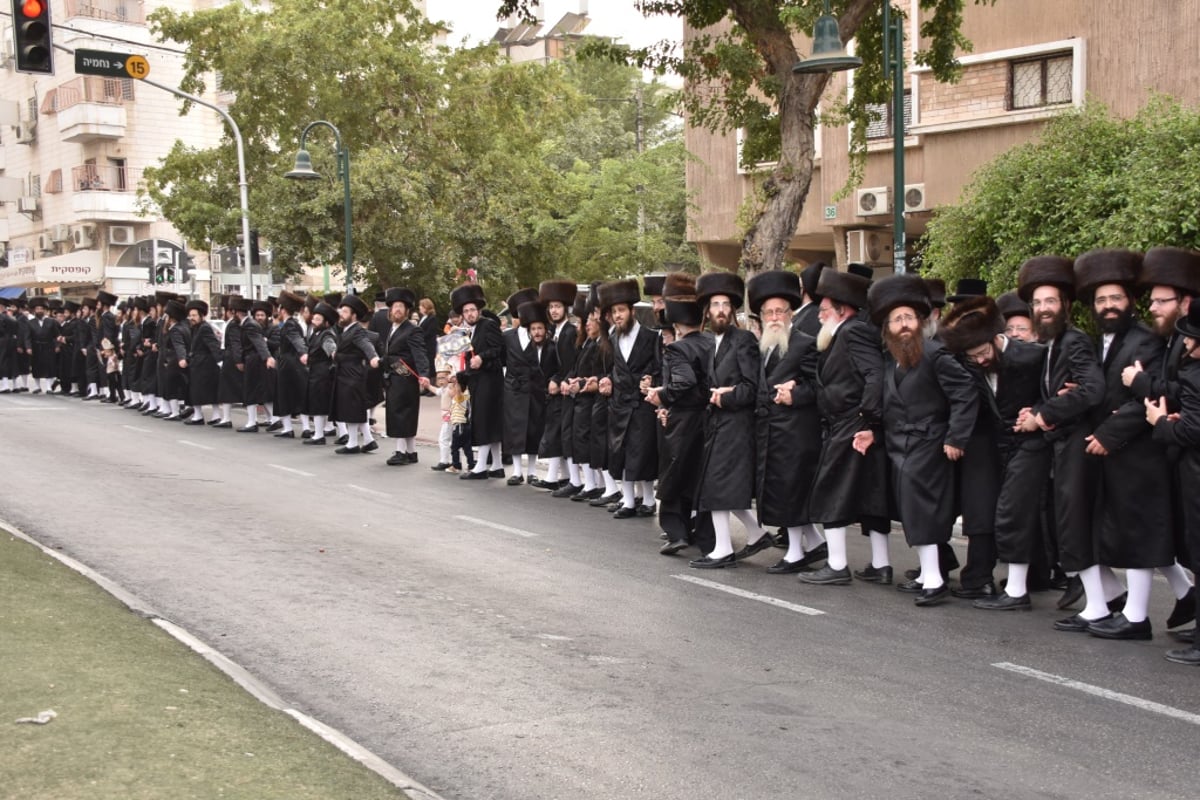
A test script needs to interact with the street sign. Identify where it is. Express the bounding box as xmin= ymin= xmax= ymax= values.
xmin=74 ymin=48 xmax=150 ymax=81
